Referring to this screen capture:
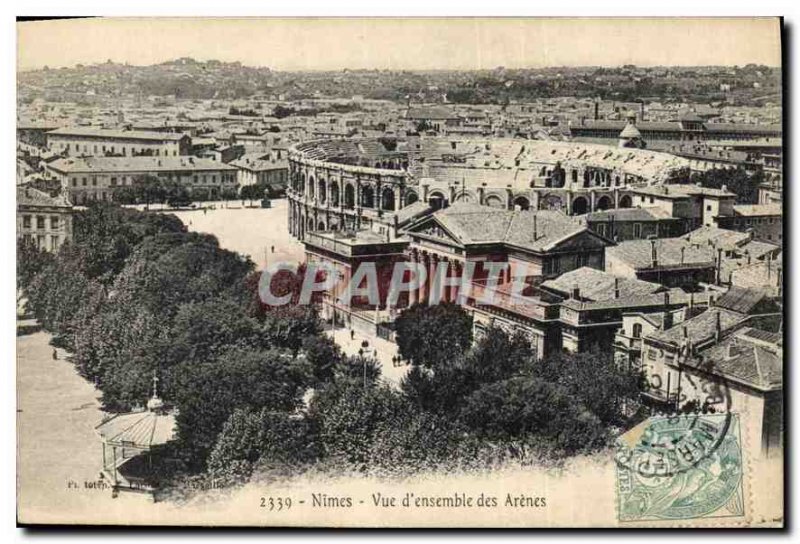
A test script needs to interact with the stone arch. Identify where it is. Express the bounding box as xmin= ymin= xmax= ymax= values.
xmin=513 ymin=195 xmax=531 ymax=211
xmin=485 ymin=194 xmax=505 ymax=208
xmin=540 ymin=194 xmax=564 ymax=211
xmin=619 ymin=194 xmax=633 ymax=208
xmin=307 ymin=216 xmax=315 ymax=231
xmin=571 ymin=196 xmax=589 ymax=215
xmin=330 ymin=182 xmax=340 ymax=207
xmin=308 ymin=175 xmax=315 ymax=199
xmin=318 ymin=220 xmax=326 ymax=231
xmin=381 ymin=186 xmax=395 ymax=211
xmin=428 ymin=190 xmax=446 ymax=211
xmin=454 ymin=191 xmax=474 ymax=203
xmin=361 ymin=185 xmax=375 ymax=208
xmin=404 ymin=190 xmax=419 ymax=206
xmin=596 ymin=195 xmax=613 ymax=211
xmin=344 ymin=183 xmax=355 ymax=209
